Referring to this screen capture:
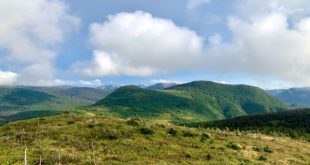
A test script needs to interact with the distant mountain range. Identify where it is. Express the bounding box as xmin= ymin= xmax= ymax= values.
xmin=267 ymin=88 xmax=310 ymax=106
xmin=145 ymin=82 xmax=178 ymax=90
xmin=94 ymin=81 xmax=289 ymax=123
